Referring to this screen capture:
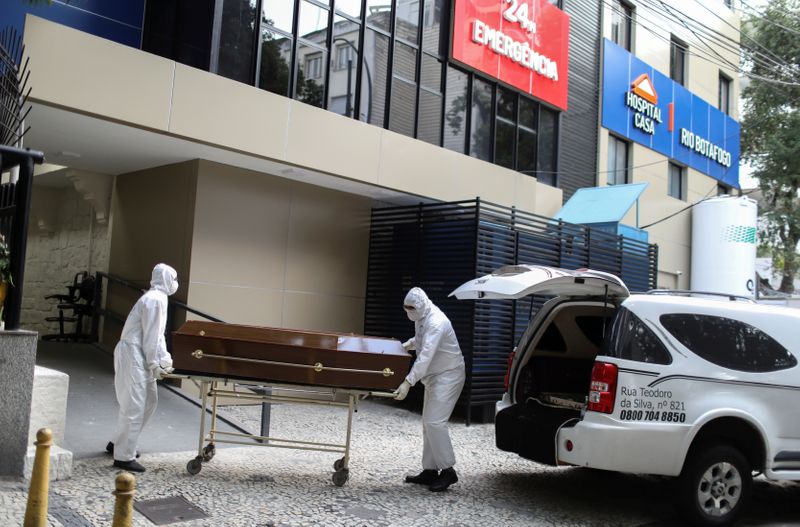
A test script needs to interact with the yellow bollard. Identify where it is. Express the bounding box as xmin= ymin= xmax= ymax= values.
xmin=112 ymin=471 xmax=136 ymax=527
xmin=23 ymin=428 xmax=52 ymax=527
